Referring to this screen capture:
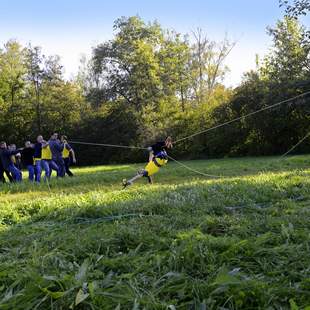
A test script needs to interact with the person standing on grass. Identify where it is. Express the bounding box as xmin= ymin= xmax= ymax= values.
xmin=41 ymin=141 xmax=59 ymax=179
xmin=0 ymin=156 xmax=13 ymax=183
xmin=0 ymin=141 xmax=22 ymax=182
xmin=61 ymin=135 xmax=76 ymax=177
xmin=34 ymin=135 xmax=44 ymax=182
xmin=9 ymin=144 xmax=22 ymax=170
xmin=122 ymin=136 xmax=173 ymax=188
xmin=48 ymin=133 xmax=65 ymax=177
xmin=21 ymin=141 xmax=35 ymax=182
